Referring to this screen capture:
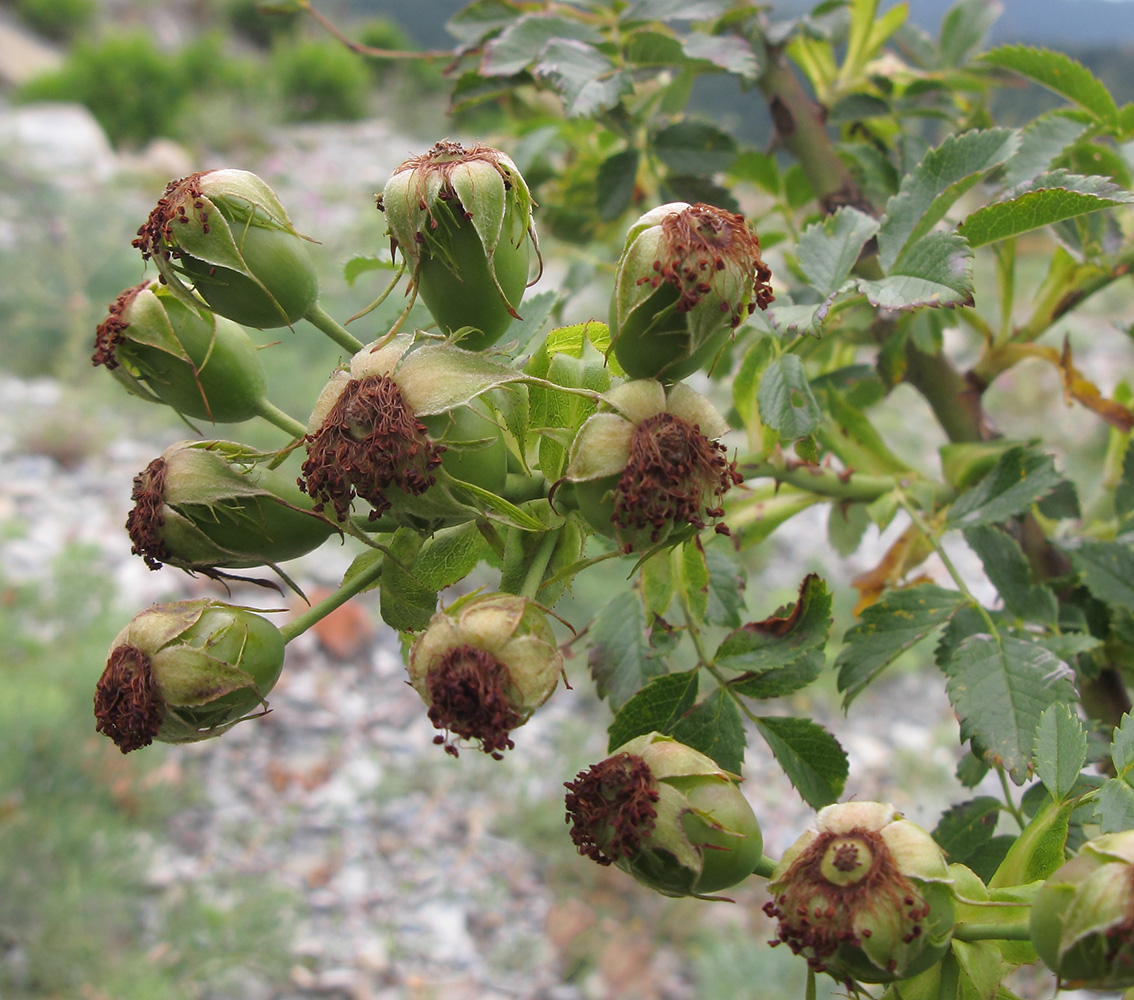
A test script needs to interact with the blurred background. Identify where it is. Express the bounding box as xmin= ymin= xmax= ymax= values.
xmin=1 ymin=1 xmax=1133 ymax=998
